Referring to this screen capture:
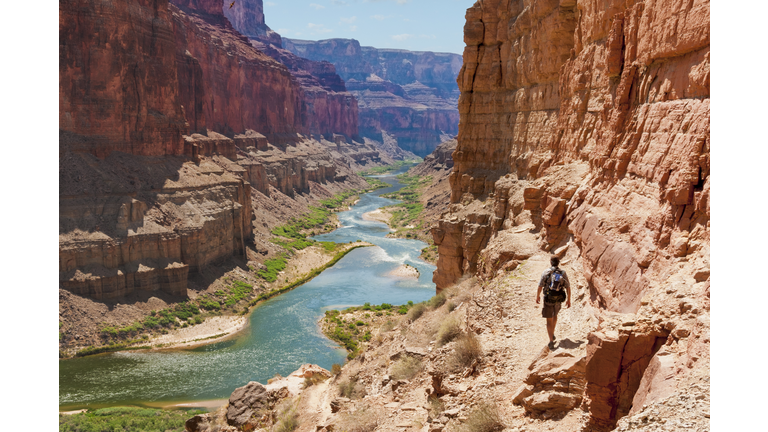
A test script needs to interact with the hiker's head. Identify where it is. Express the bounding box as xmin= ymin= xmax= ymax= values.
xmin=550 ymin=256 xmax=560 ymax=267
